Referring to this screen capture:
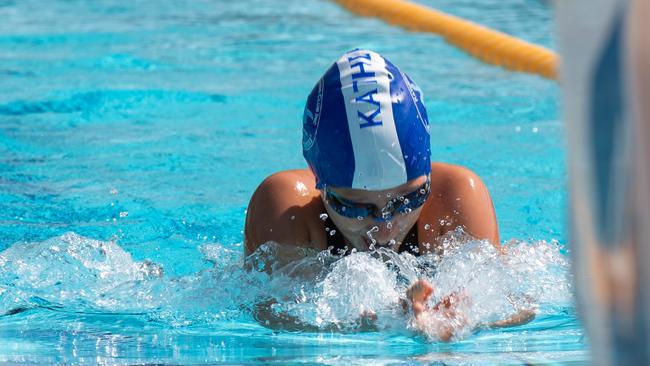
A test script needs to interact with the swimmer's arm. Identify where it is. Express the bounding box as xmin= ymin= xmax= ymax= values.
xmin=253 ymin=298 xmax=378 ymax=332
xmin=480 ymin=308 xmax=536 ymax=329
xmin=478 ymin=294 xmax=536 ymax=329
xmin=252 ymin=298 xmax=318 ymax=331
